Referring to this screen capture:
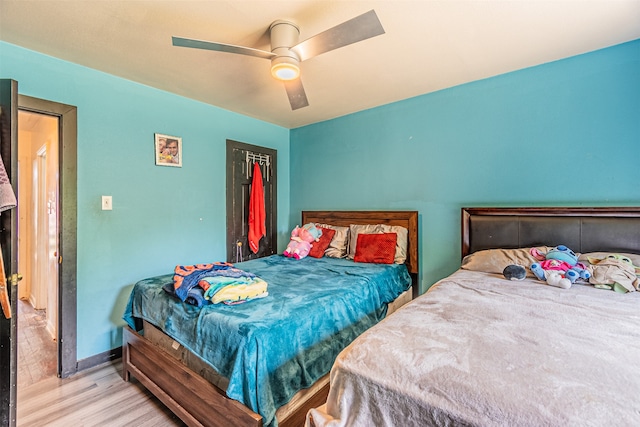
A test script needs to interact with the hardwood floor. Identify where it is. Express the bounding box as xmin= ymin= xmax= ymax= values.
xmin=16 ymin=300 xmax=185 ymax=426
xmin=17 ymin=360 xmax=186 ymax=426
